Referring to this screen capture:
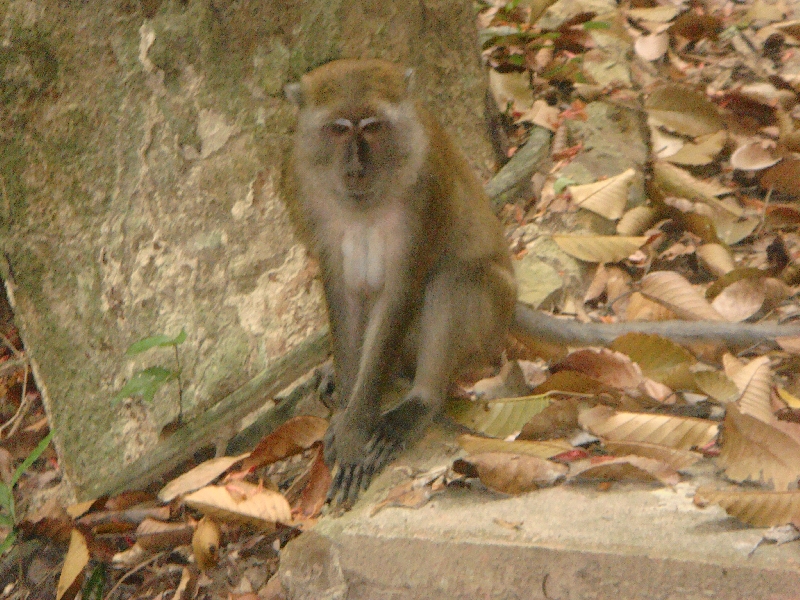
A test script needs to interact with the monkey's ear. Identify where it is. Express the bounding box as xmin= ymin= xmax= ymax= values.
xmin=284 ymin=83 xmax=304 ymax=106
xmin=404 ymin=68 xmax=415 ymax=93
